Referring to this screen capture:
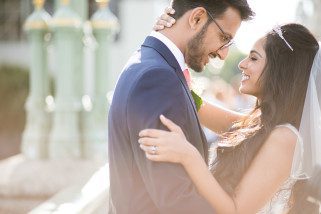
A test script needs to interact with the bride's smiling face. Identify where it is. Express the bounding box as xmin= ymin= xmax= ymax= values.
xmin=238 ymin=38 xmax=266 ymax=98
